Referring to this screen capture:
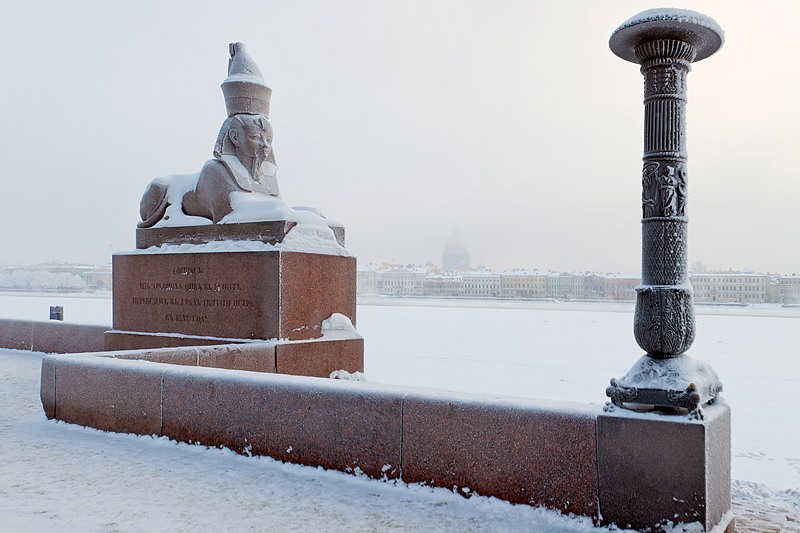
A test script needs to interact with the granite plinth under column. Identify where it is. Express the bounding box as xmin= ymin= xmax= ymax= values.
xmin=111 ymin=250 xmax=356 ymax=343
xmin=597 ymin=402 xmax=732 ymax=532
